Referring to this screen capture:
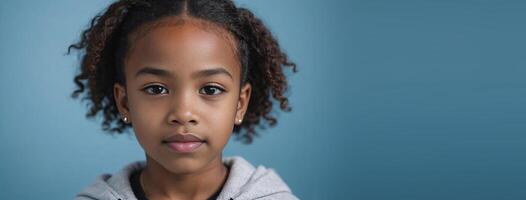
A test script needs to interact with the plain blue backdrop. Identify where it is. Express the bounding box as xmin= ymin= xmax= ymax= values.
xmin=1 ymin=0 xmax=525 ymax=199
